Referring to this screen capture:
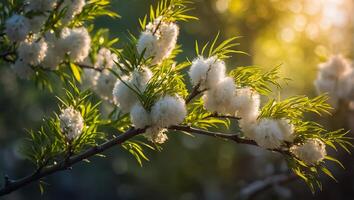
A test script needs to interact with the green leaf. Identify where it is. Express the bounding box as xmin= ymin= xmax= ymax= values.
xmin=69 ymin=63 xmax=81 ymax=83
